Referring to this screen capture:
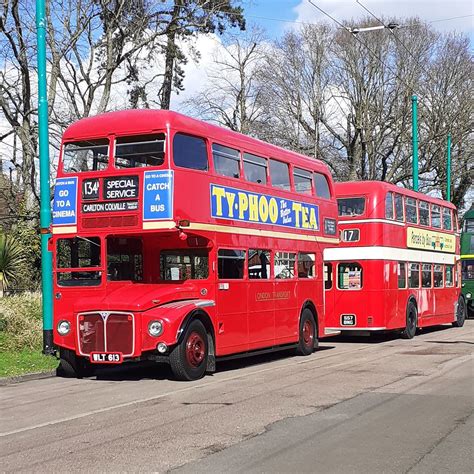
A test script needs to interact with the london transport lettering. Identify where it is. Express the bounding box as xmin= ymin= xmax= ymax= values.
xmin=407 ymin=227 xmax=455 ymax=253
xmin=52 ymin=177 xmax=78 ymax=226
xmin=211 ymin=184 xmax=319 ymax=231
